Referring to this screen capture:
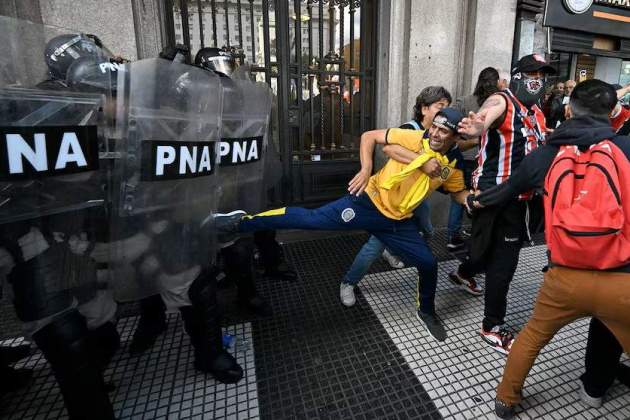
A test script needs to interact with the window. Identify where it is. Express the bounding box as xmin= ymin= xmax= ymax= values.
xmin=621 ymin=61 xmax=630 ymax=87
